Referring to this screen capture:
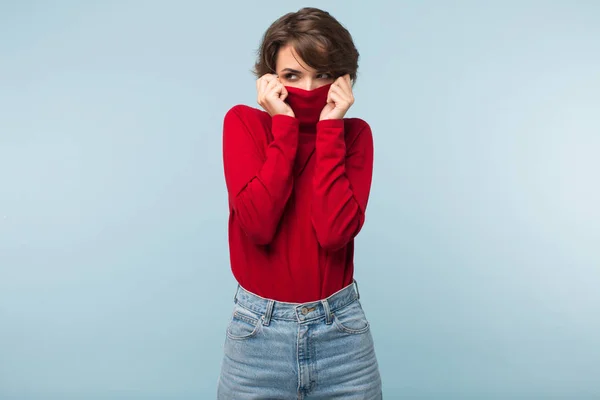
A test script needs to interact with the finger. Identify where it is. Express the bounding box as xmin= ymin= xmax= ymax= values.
xmin=267 ymin=73 xmax=278 ymax=86
xmin=264 ymin=75 xmax=278 ymax=92
xmin=329 ymin=84 xmax=344 ymax=100
xmin=327 ymin=85 xmax=335 ymax=104
xmin=266 ymin=83 xmax=285 ymax=106
xmin=335 ymin=75 xmax=352 ymax=93
xmin=331 ymin=78 xmax=349 ymax=97
xmin=344 ymin=75 xmax=353 ymax=91
xmin=260 ymin=77 xmax=269 ymax=93
xmin=280 ymin=85 xmax=288 ymax=101
xmin=328 ymin=83 xmax=347 ymax=100
xmin=265 ymin=79 xmax=280 ymax=96
xmin=329 ymin=87 xmax=351 ymax=108
xmin=260 ymin=79 xmax=277 ymax=101
xmin=328 ymin=90 xmax=343 ymax=107
xmin=257 ymin=78 xmax=264 ymax=105
xmin=258 ymin=73 xmax=273 ymax=88
xmin=261 ymin=73 xmax=276 ymax=82
xmin=260 ymin=74 xmax=277 ymax=92
xmin=331 ymin=80 xmax=353 ymax=104
xmin=257 ymin=76 xmax=270 ymax=102
xmin=341 ymin=79 xmax=355 ymax=104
